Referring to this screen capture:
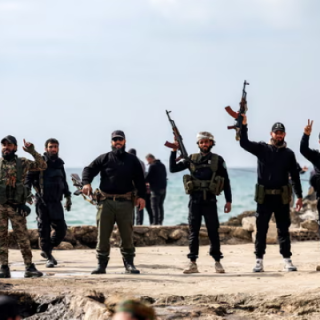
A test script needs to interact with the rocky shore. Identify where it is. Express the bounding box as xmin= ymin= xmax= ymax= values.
xmin=1 ymin=198 xmax=319 ymax=319
xmin=7 ymin=199 xmax=319 ymax=250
